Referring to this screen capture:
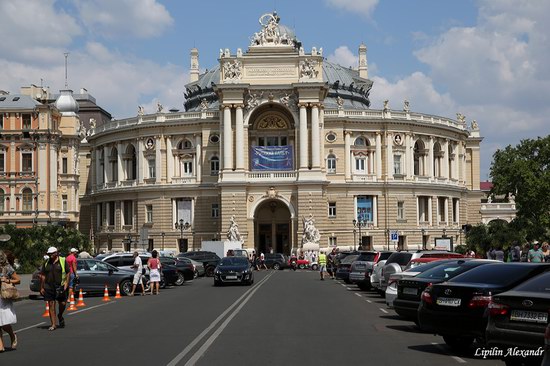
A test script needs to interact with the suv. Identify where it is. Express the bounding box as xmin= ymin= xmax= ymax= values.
xmin=178 ymin=251 xmax=221 ymax=277
xmin=264 ymin=253 xmax=288 ymax=270
xmin=349 ymin=251 xmax=393 ymax=290
xmin=380 ymin=250 xmax=463 ymax=292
